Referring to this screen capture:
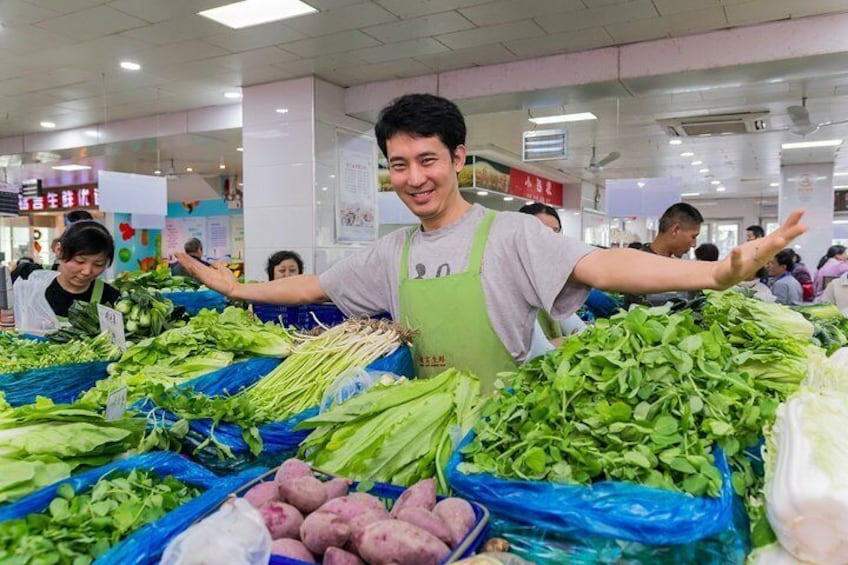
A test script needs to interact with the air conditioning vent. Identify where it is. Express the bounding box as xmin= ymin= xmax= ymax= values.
xmin=659 ymin=111 xmax=770 ymax=137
